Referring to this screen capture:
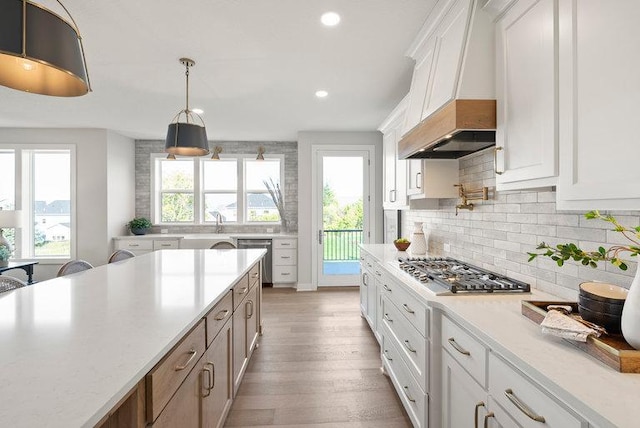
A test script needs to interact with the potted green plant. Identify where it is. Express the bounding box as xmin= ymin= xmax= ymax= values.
xmin=527 ymin=210 xmax=640 ymax=349
xmin=0 ymin=245 xmax=10 ymax=267
xmin=127 ymin=217 xmax=152 ymax=236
